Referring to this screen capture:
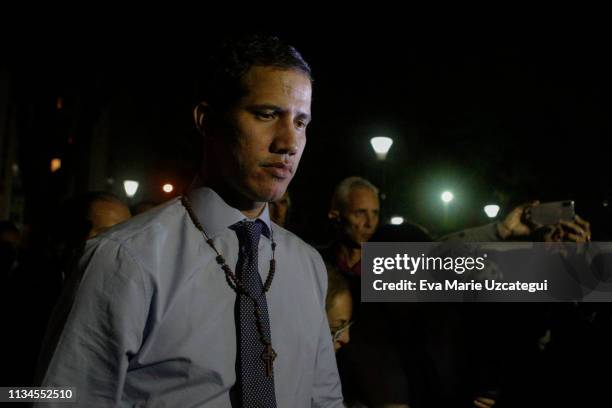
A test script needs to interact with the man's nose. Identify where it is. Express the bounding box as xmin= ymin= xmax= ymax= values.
xmin=271 ymin=117 xmax=299 ymax=155
xmin=365 ymin=213 xmax=375 ymax=228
